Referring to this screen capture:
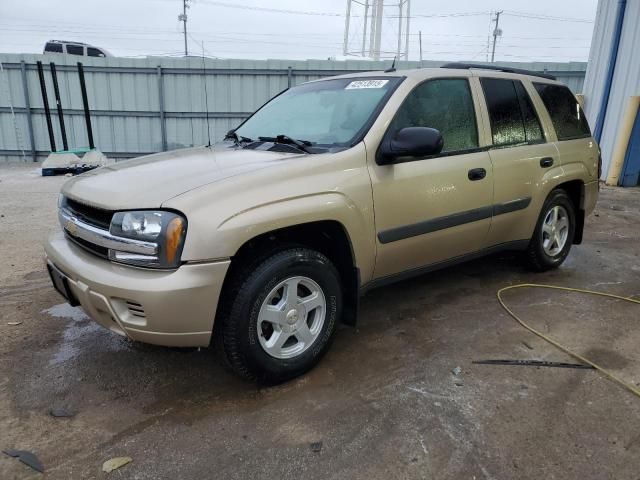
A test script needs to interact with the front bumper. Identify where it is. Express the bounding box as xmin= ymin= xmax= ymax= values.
xmin=44 ymin=231 xmax=230 ymax=347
